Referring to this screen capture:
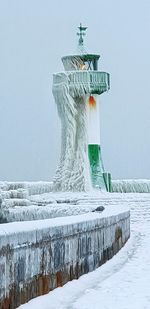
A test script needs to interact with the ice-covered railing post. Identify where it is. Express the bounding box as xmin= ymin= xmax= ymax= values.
xmin=52 ymin=24 xmax=111 ymax=192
